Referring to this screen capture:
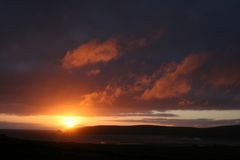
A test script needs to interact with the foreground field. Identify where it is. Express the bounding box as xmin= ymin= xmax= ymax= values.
xmin=1 ymin=125 xmax=240 ymax=159
xmin=1 ymin=137 xmax=240 ymax=160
